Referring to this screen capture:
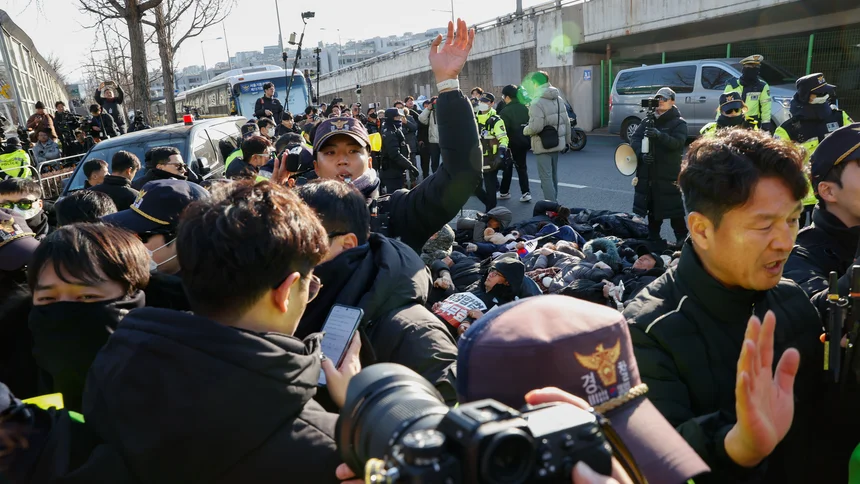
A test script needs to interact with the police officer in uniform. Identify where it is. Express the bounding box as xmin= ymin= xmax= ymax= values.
xmin=775 ymin=73 xmax=853 ymax=226
xmin=723 ymin=54 xmax=772 ymax=132
xmin=380 ymin=107 xmax=420 ymax=194
xmin=700 ymin=92 xmax=758 ymax=137
xmin=0 ymin=138 xmax=32 ymax=180
xmin=473 ymin=92 xmax=510 ymax=212
xmin=253 ymin=82 xmax=284 ymax=123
